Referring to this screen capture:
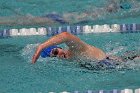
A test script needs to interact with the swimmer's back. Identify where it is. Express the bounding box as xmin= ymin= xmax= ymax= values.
xmin=70 ymin=44 xmax=106 ymax=61
xmin=85 ymin=45 xmax=106 ymax=60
